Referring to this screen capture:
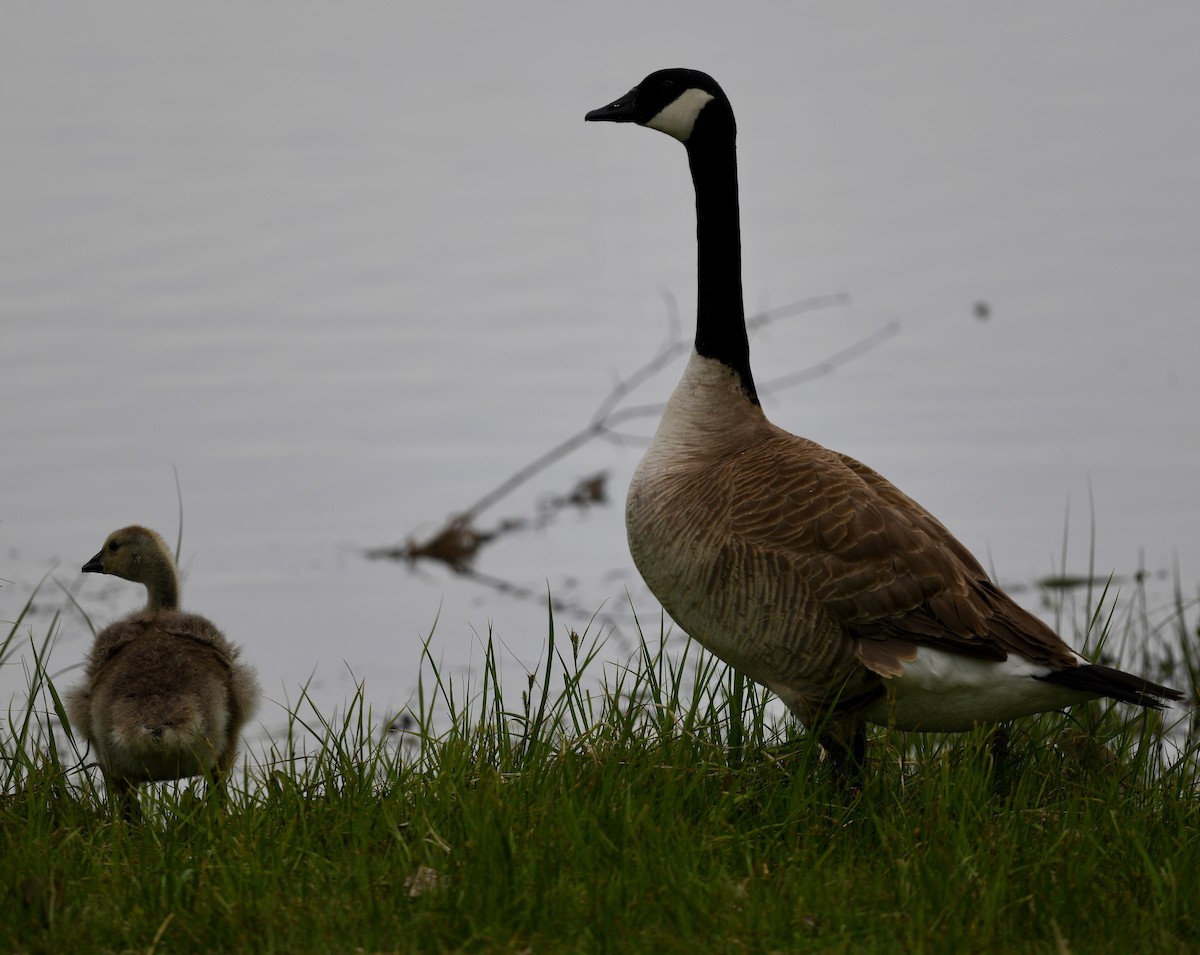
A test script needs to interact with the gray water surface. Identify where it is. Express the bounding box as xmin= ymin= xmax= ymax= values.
xmin=3 ymin=4 xmax=1198 ymax=729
